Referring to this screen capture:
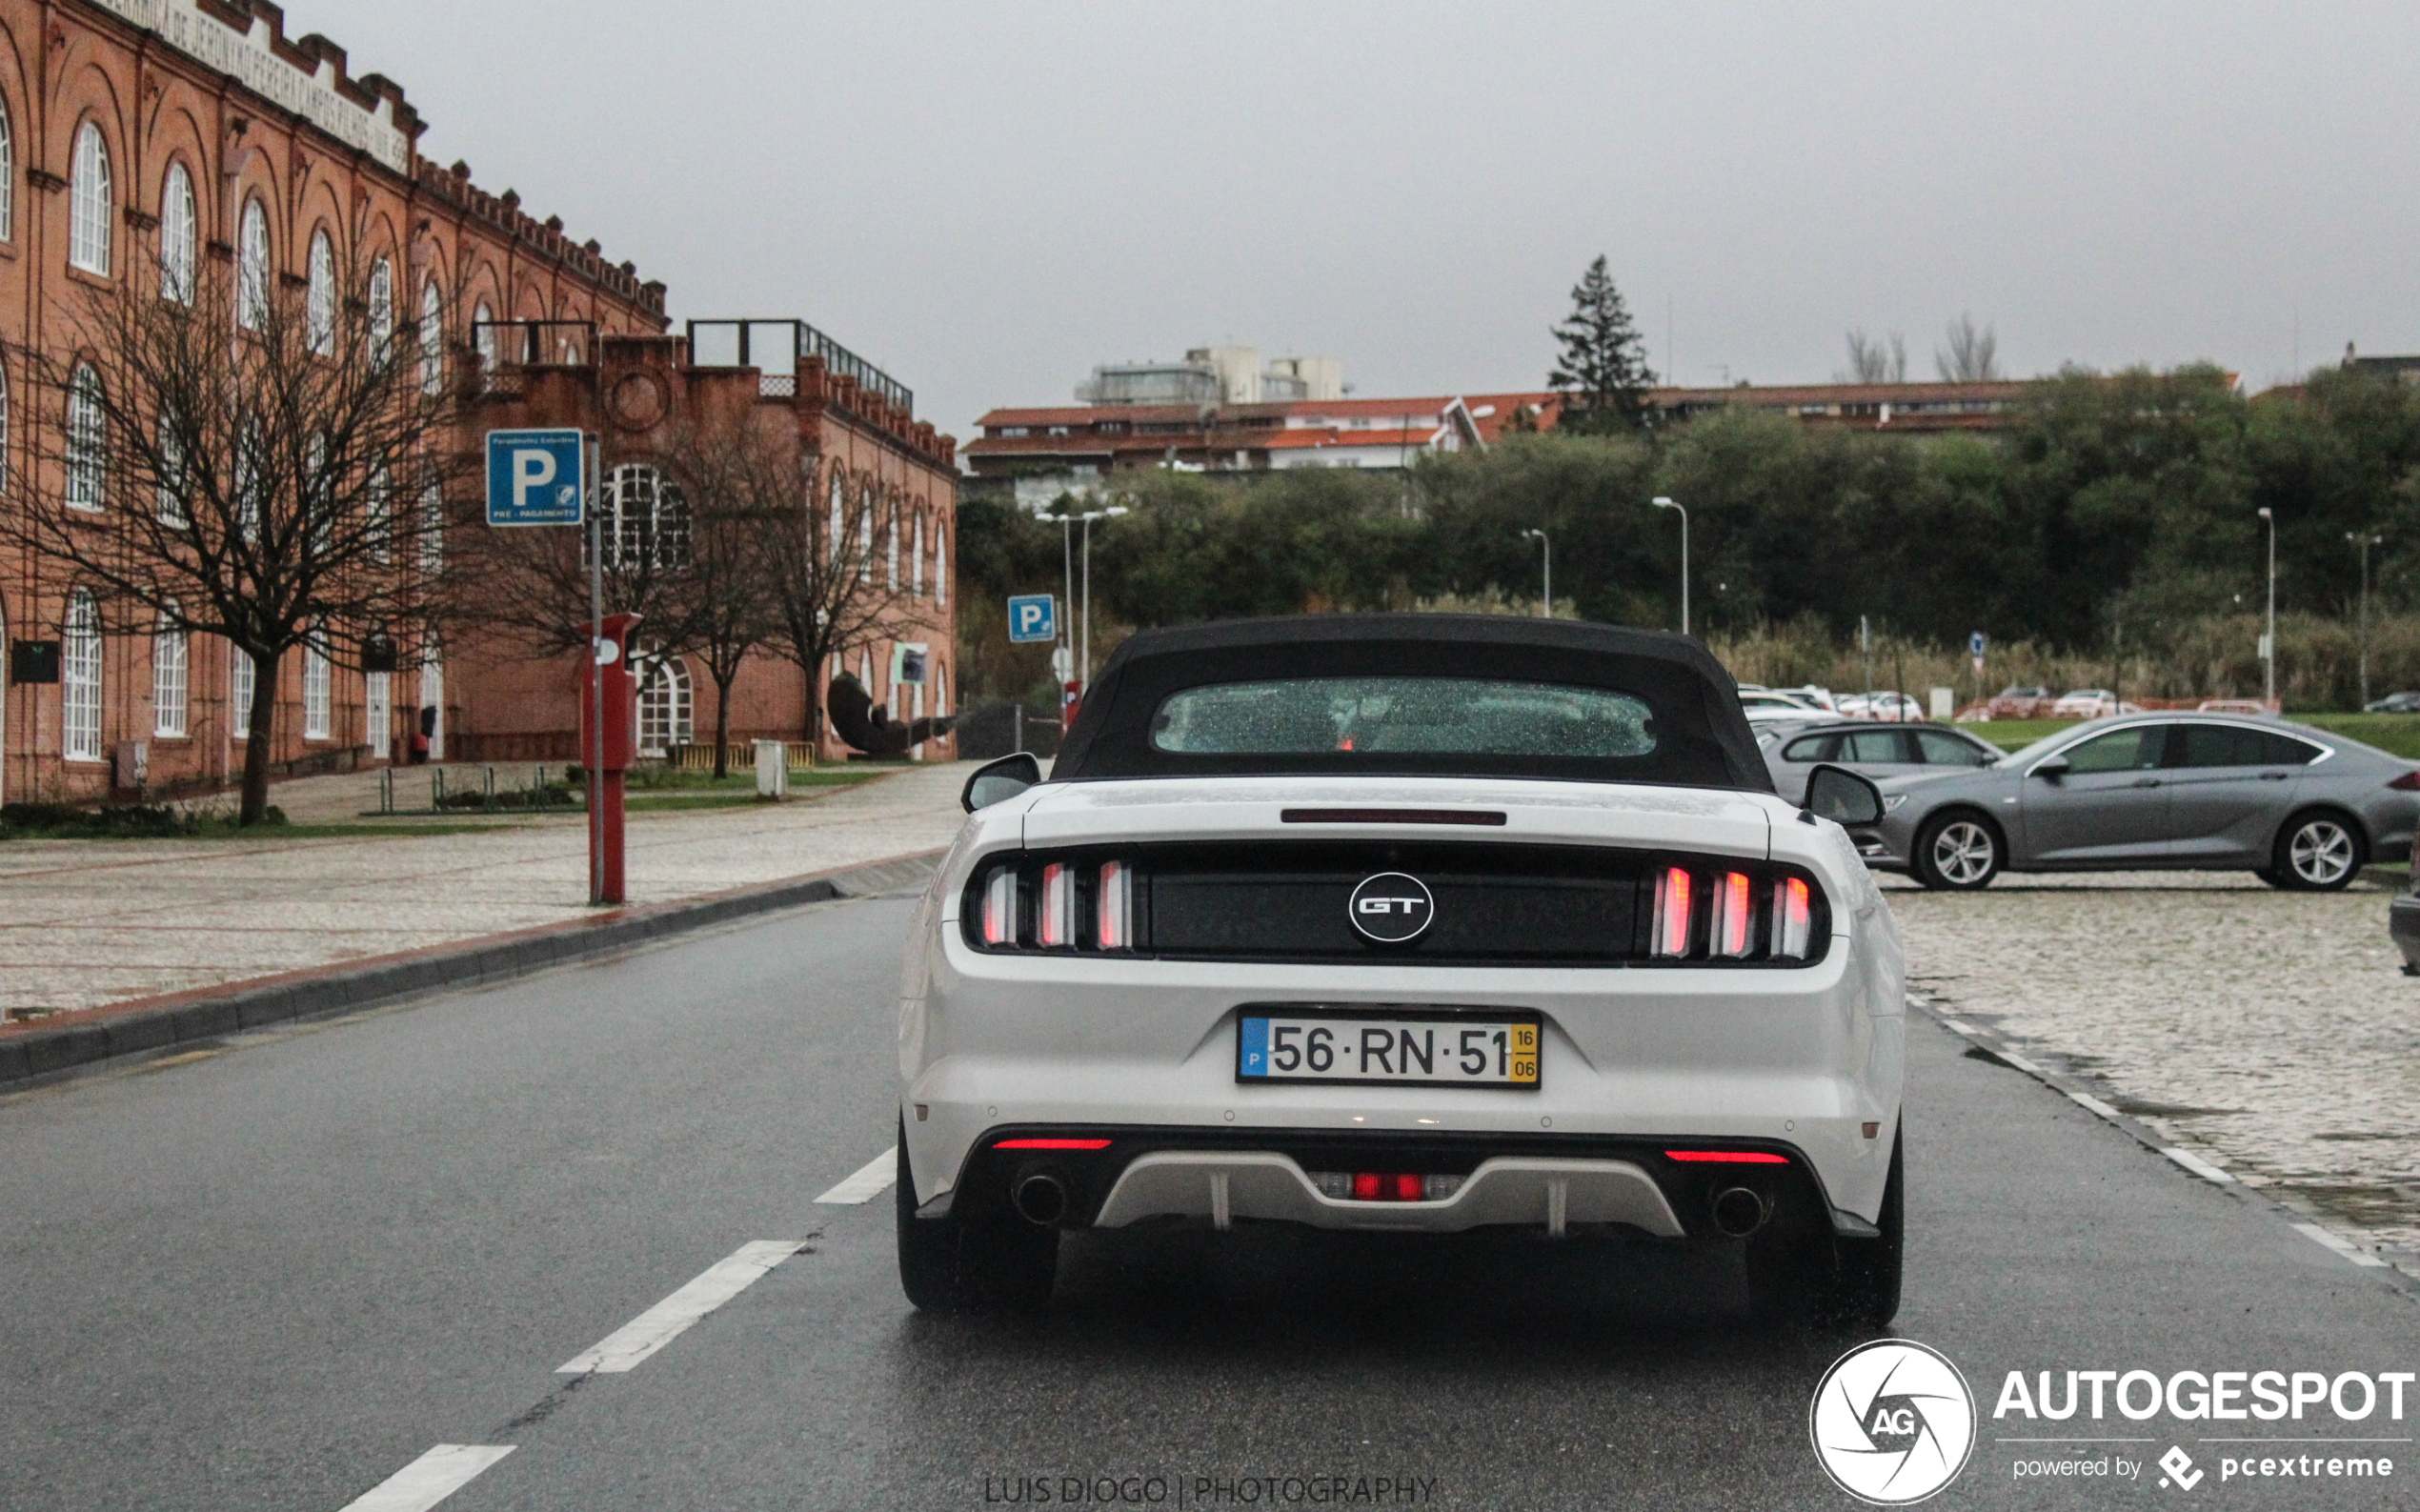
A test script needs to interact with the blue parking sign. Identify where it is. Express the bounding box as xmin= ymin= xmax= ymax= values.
xmin=1008 ymin=594 xmax=1057 ymax=644
xmin=485 ymin=429 xmax=585 ymax=526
